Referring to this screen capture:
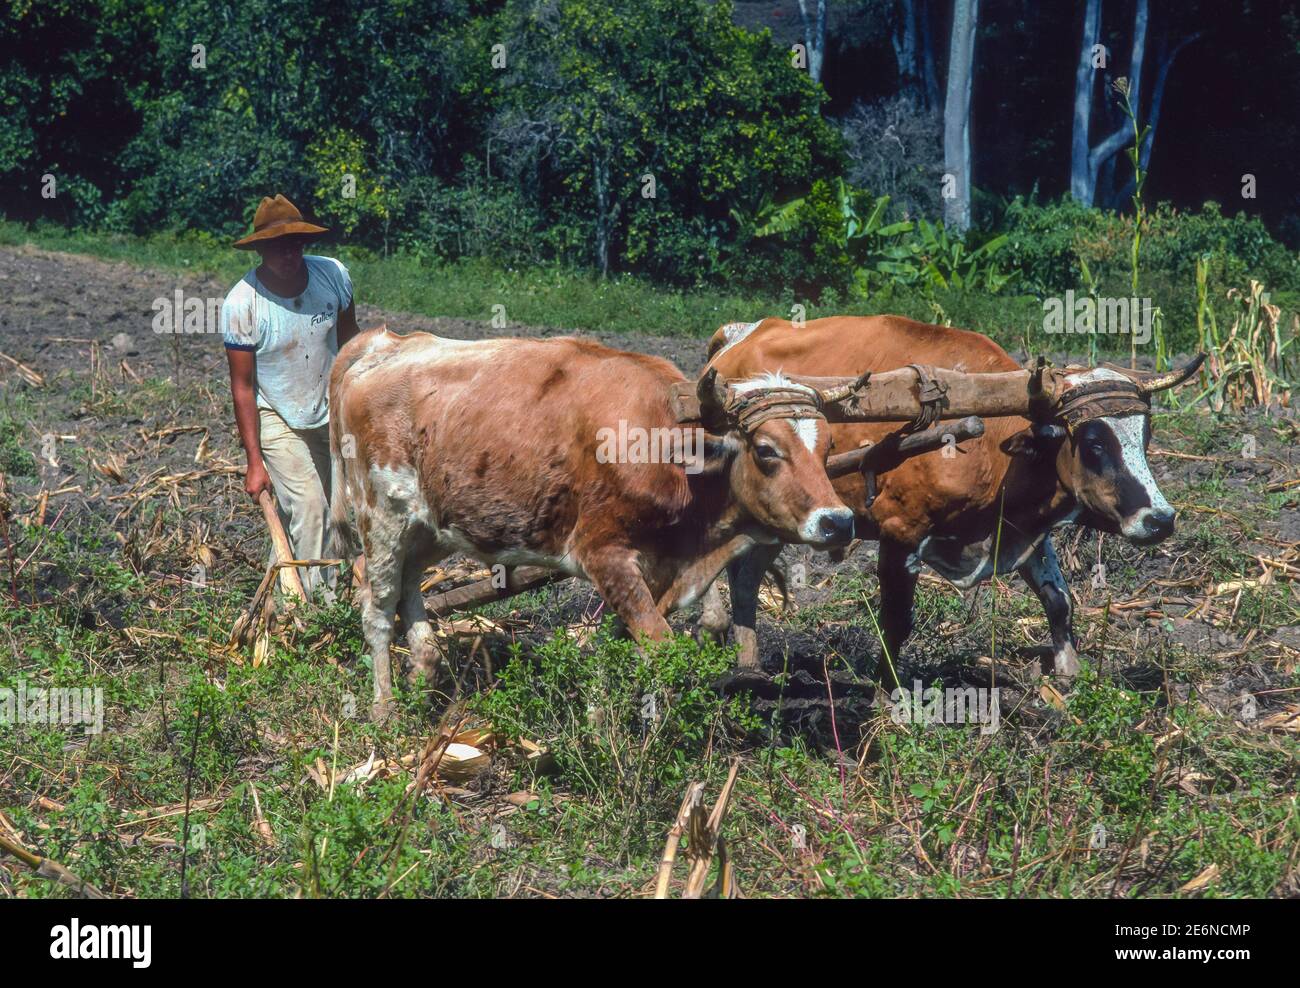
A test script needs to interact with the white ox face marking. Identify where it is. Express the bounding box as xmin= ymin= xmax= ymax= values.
xmin=730 ymin=370 xmax=805 ymax=396
xmin=1061 ymin=368 xmax=1175 ymax=545
xmin=791 ymin=417 xmax=820 ymax=452
xmin=730 ymin=373 xmax=823 ymax=452
xmin=1102 ymin=412 xmax=1174 ymax=539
